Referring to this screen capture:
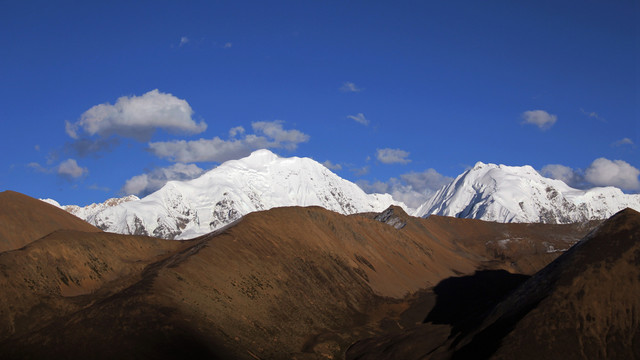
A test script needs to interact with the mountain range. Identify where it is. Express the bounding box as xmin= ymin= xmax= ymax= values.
xmin=45 ymin=151 xmax=640 ymax=240
xmin=415 ymin=161 xmax=640 ymax=223
xmin=45 ymin=150 xmax=402 ymax=239
xmin=2 ymin=190 xmax=620 ymax=359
